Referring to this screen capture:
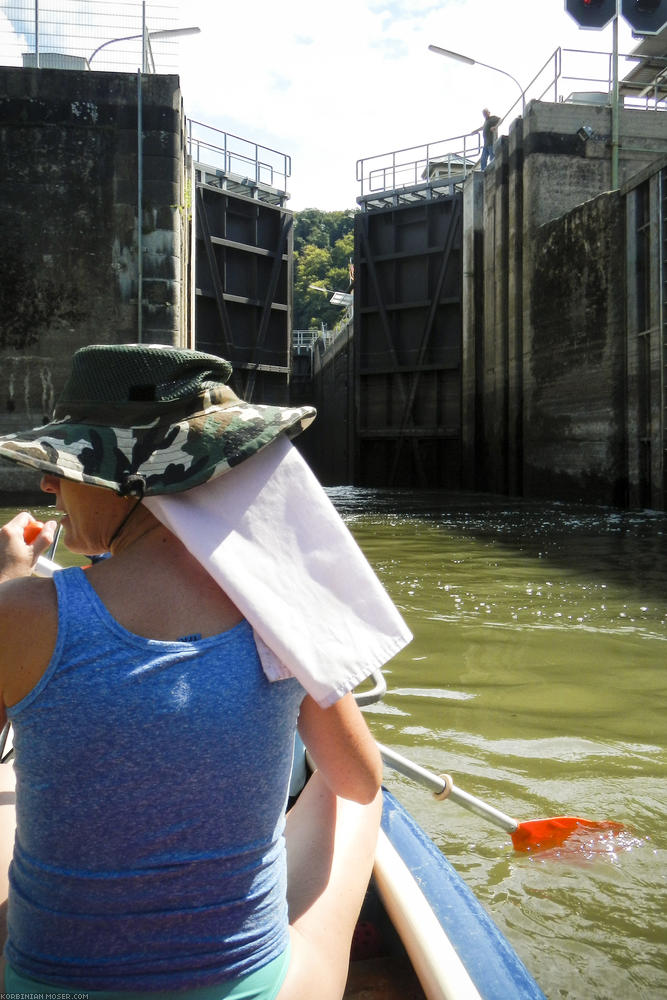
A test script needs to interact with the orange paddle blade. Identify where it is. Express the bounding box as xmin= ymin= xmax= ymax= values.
xmin=511 ymin=816 xmax=626 ymax=853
